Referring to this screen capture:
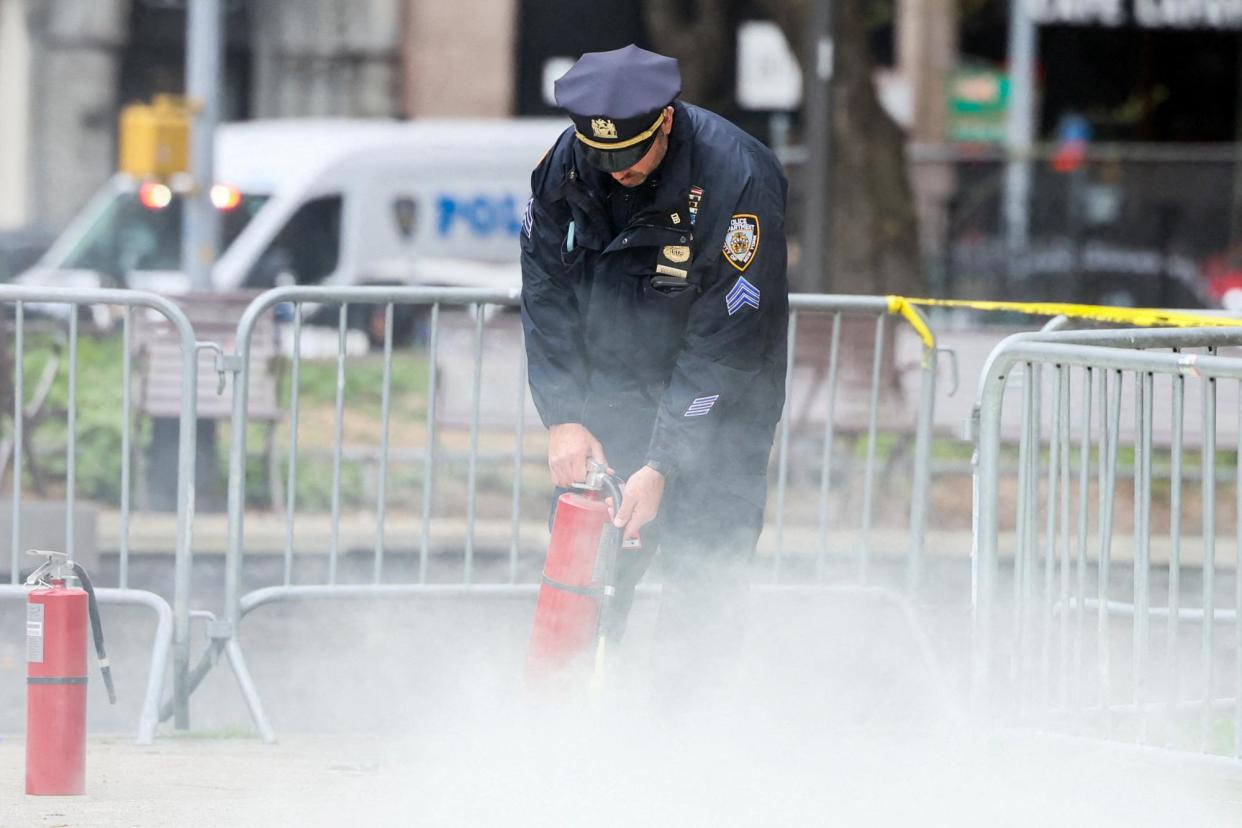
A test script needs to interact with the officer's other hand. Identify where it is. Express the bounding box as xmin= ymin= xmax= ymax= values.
xmin=547 ymin=423 xmax=608 ymax=488
xmin=614 ymin=465 xmax=665 ymax=542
